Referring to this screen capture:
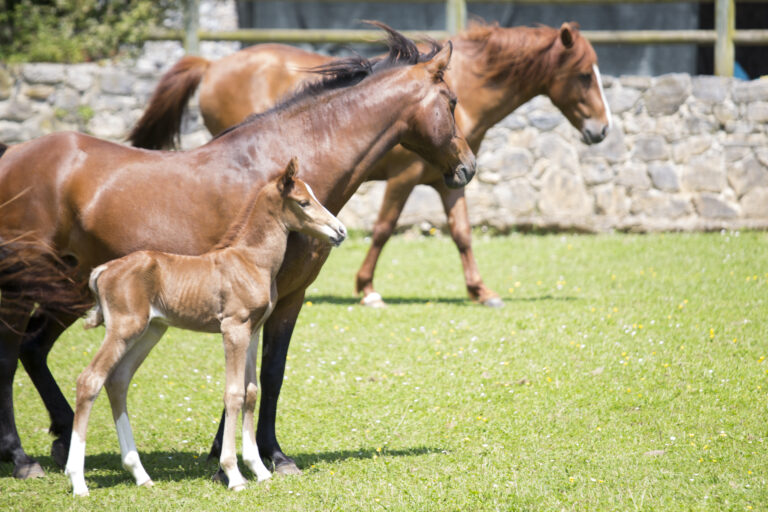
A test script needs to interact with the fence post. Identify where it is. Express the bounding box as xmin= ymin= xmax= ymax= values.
xmin=183 ymin=0 xmax=200 ymax=55
xmin=445 ymin=0 xmax=467 ymax=36
xmin=714 ymin=0 xmax=735 ymax=76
